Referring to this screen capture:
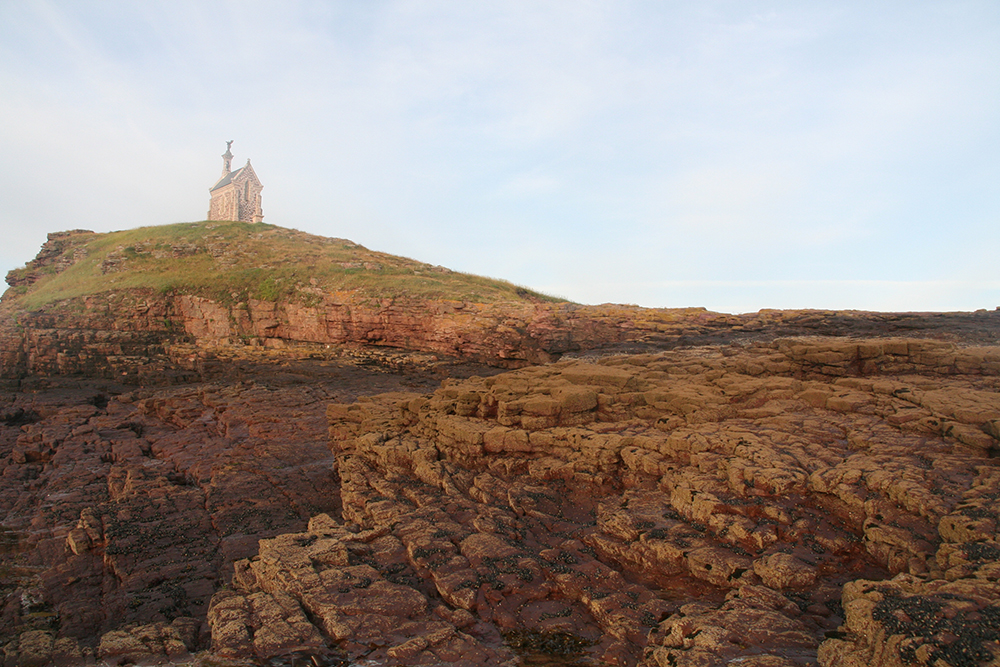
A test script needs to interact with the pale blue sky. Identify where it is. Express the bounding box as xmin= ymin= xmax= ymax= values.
xmin=1 ymin=1 xmax=998 ymax=313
